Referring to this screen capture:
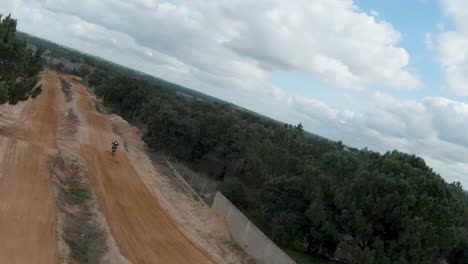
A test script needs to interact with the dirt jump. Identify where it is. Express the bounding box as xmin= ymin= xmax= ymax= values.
xmin=0 ymin=71 xmax=215 ymax=263
xmin=0 ymin=72 xmax=59 ymax=264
